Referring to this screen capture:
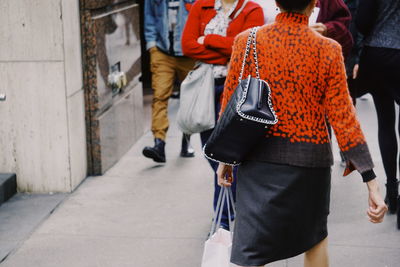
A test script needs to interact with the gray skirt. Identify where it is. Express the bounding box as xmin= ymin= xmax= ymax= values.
xmin=231 ymin=161 xmax=331 ymax=266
